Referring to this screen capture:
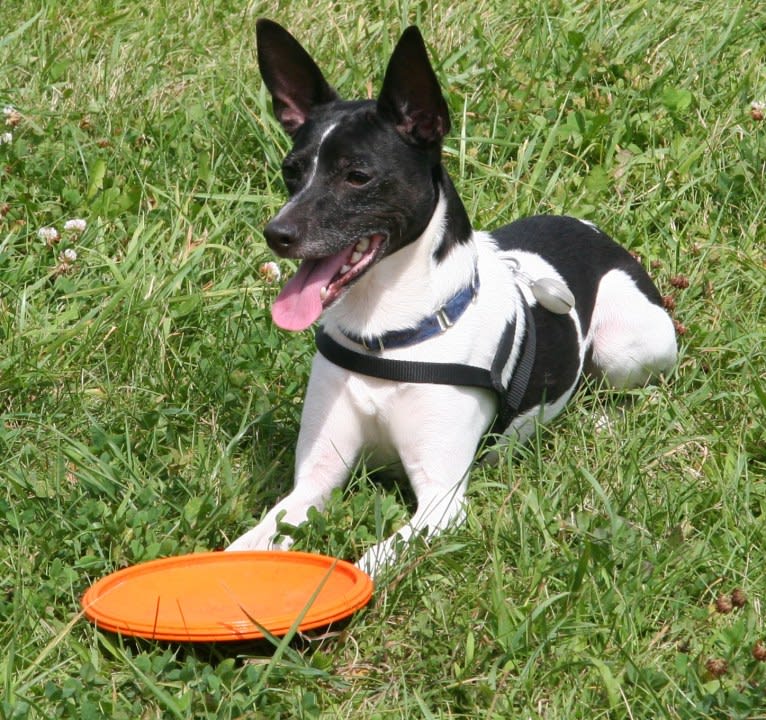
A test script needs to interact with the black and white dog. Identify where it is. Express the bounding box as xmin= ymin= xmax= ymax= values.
xmin=227 ymin=20 xmax=677 ymax=574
